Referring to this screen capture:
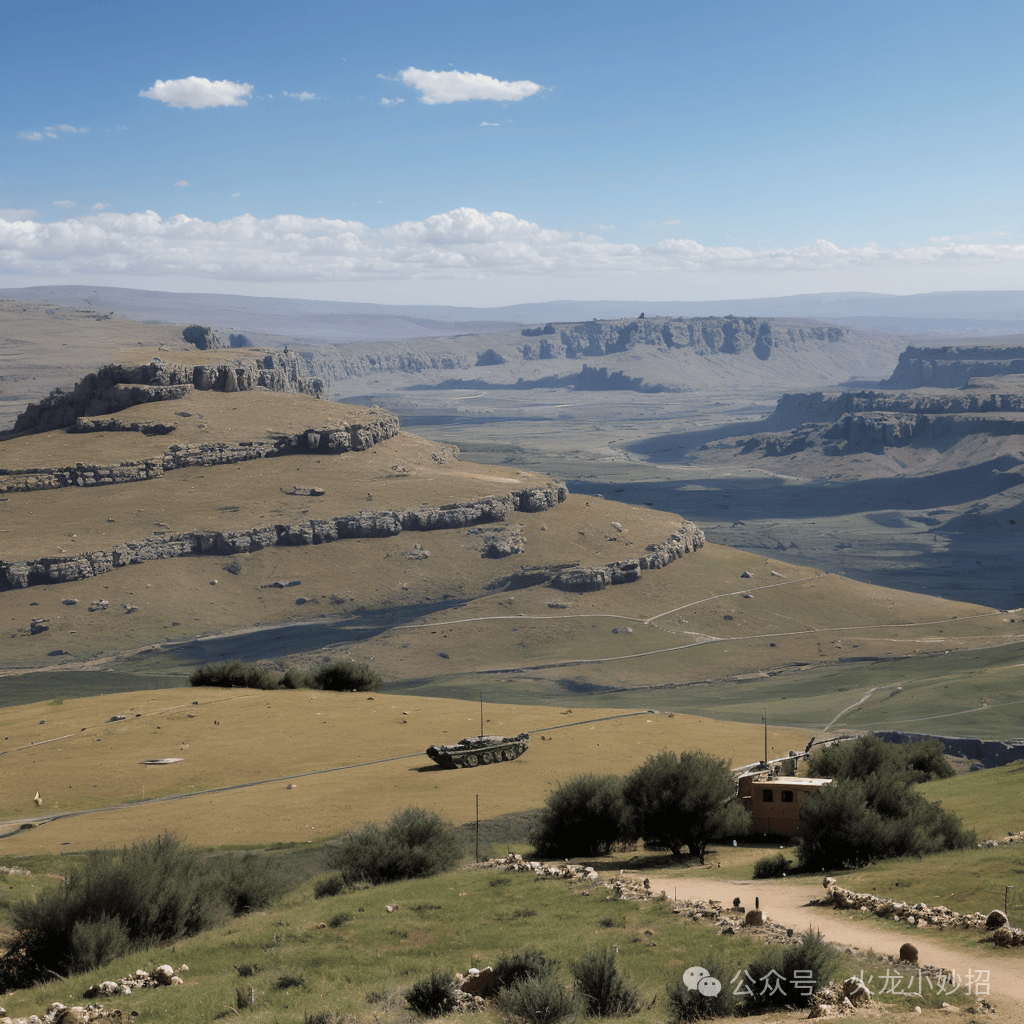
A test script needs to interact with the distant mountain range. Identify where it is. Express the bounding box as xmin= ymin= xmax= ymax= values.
xmin=2 ymin=284 xmax=1023 ymax=345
